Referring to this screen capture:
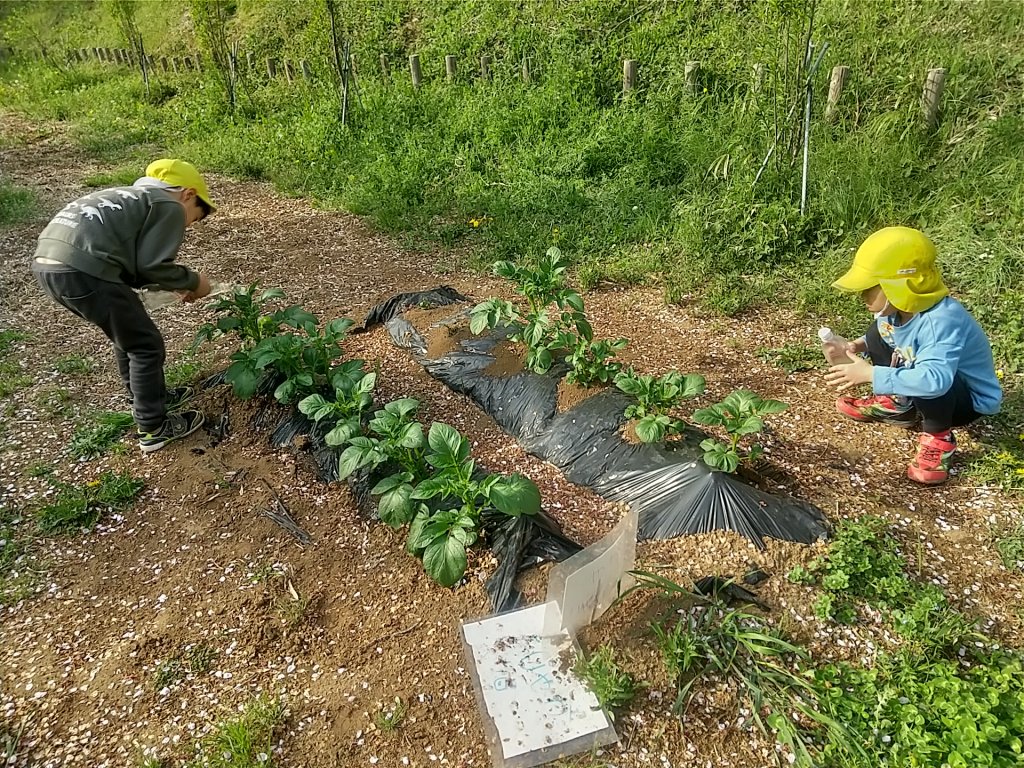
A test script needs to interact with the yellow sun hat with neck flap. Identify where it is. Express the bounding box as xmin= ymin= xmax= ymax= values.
xmin=833 ymin=226 xmax=948 ymax=313
xmin=145 ymin=158 xmax=217 ymax=213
